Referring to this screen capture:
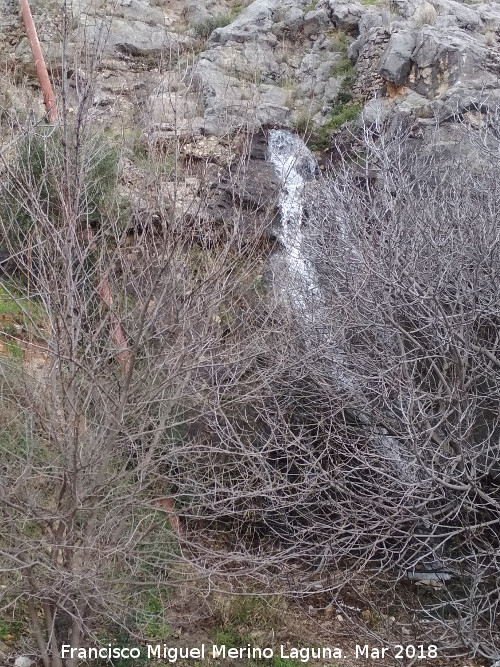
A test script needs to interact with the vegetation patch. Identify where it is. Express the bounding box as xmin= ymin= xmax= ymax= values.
xmin=331 ymin=56 xmax=354 ymax=76
xmin=330 ymin=30 xmax=349 ymax=53
xmin=295 ymin=57 xmax=360 ymax=150
xmin=0 ymin=283 xmax=45 ymax=358
xmin=191 ymin=12 xmax=237 ymax=40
